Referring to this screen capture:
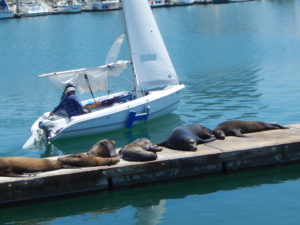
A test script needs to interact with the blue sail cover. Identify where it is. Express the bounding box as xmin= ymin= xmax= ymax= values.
xmin=0 ymin=0 xmax=8 ymax=9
